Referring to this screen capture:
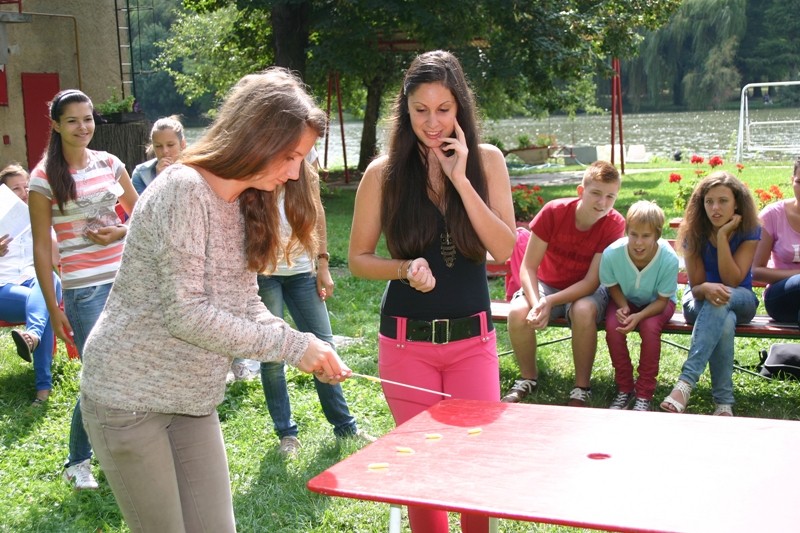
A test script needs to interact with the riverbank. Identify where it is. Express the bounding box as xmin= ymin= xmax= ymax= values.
xmin=323 ymin=165 xmax=688 ymax=188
